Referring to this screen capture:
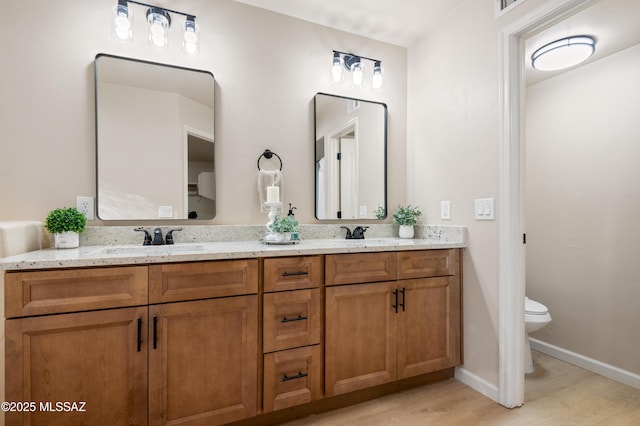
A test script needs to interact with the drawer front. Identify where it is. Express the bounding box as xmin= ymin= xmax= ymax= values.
xmin=5 ymin=266 xmax=148 ymax=318
xmin=325 ymin=252 xmax=397 ymax=286
xmin=149 ymin=259 xmax=258 ymax=303
xmin=263 ymin=345 xmax=322 ymax=413
xmin=263 ymin=288 xmax=321 ymax=353
xmin=264 ymin=256 xmax=323 ymax=292
xmin=397 ymin=249 xmax=459 ymax=279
